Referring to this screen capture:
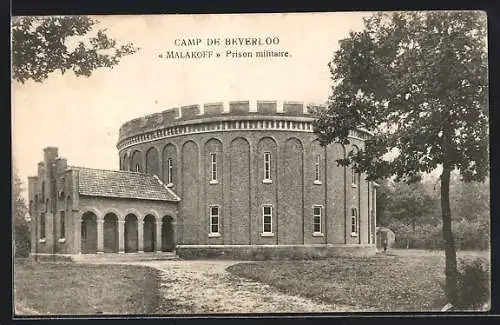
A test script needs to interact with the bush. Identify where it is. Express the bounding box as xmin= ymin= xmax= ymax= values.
xmin=453 ymin=219 xmax=490 ymax=250
xmin=389 ymin=218 xmax=489 ymax=251
xmin=455 ymin=258 xmax=490 ymax=310
xmin=14 ymin=221 xmax=31 ymax=258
